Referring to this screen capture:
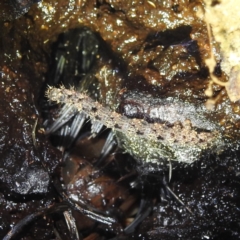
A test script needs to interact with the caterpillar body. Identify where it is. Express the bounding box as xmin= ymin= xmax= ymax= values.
xmin=46 ymin=85 xmax=225 ymax=165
